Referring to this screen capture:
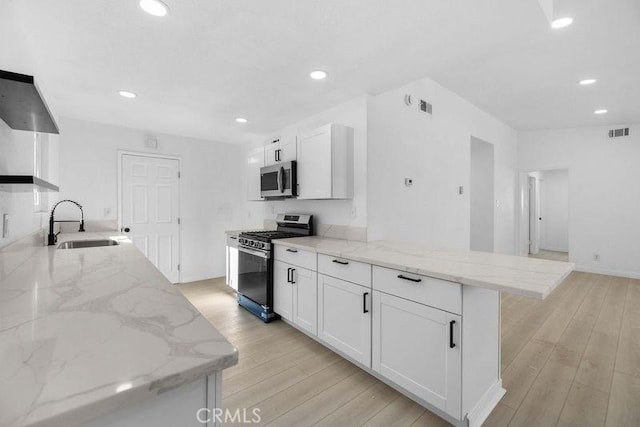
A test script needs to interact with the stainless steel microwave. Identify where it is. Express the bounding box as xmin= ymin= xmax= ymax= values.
xmin=260 ymin=161 xmax=297 ymax=198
